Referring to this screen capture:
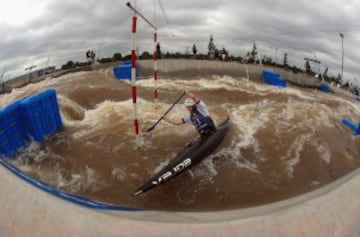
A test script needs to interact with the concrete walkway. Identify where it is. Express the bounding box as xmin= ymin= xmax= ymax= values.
xmin=1 ymin=161 xmax=360 ymax=237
